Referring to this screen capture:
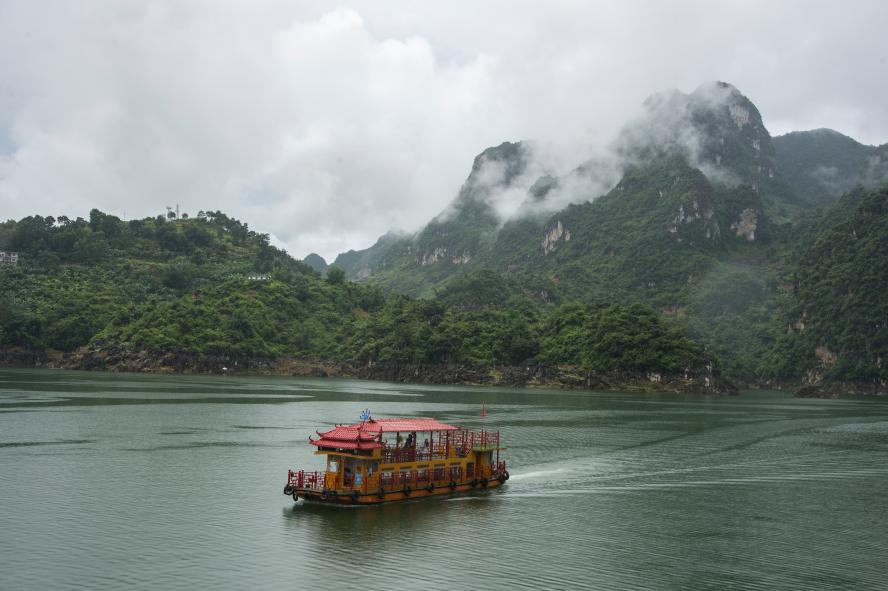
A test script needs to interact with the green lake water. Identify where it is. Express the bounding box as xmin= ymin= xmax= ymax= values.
xmin=1 ymin=368 xmax=887 ymax=590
